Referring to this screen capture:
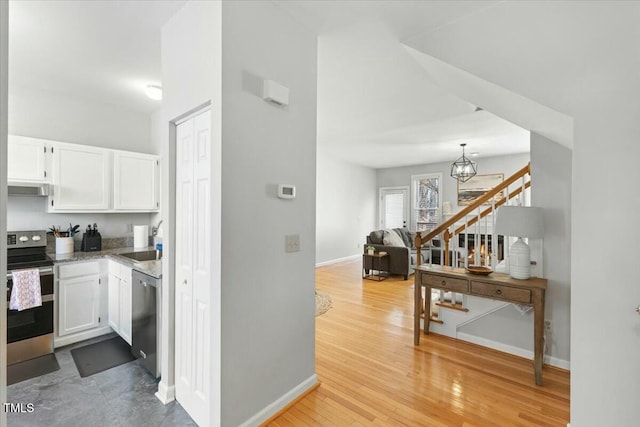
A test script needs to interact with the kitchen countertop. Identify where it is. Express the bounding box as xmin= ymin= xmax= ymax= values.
xmin=47 ymin=246 xmax=163 ymax=279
